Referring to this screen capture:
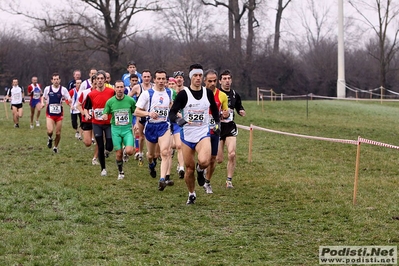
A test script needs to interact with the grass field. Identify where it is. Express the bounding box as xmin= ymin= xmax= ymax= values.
xmin=1 ymin=99 xmax=399 ymax=265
